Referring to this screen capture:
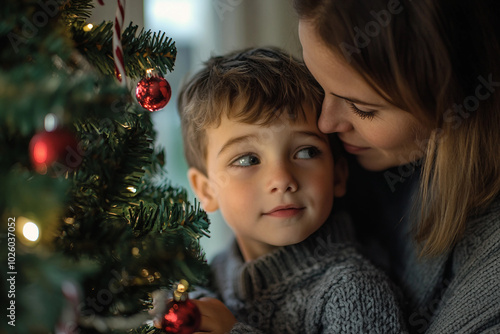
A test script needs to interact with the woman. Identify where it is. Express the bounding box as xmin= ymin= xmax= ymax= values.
xmin=294 ymin=0 xmax=500 ymax=333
